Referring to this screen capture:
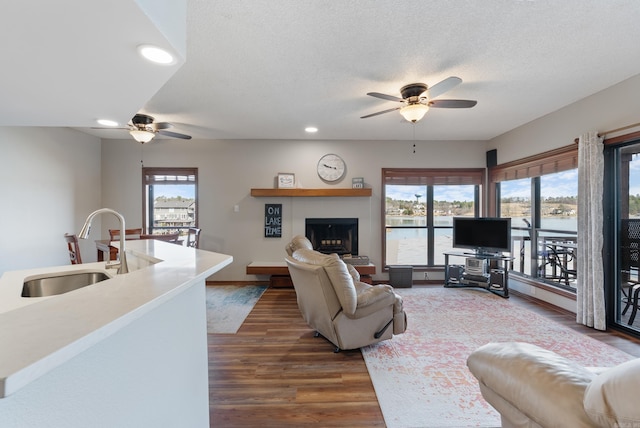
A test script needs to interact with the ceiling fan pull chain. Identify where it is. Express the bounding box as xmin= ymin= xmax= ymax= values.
xmin=412 ymin=123 xmax=416 ymax=154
